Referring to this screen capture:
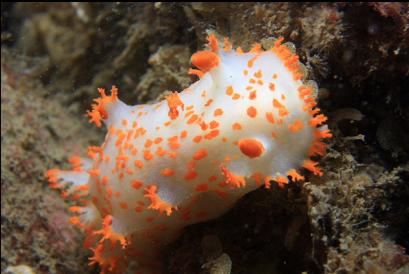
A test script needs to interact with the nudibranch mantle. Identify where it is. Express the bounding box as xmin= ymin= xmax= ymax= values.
xmin=46 ymin=34 xmax=331 ymax=273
